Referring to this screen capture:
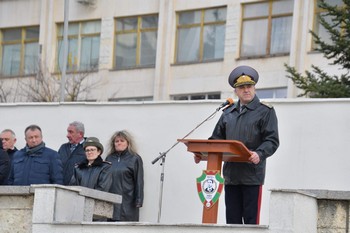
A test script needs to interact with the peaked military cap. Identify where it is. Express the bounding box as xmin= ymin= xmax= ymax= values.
xmin=83 ymin=137 xmax=104 ymax=154
xmin=228 ymin=65 xmax=259 ymax=88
